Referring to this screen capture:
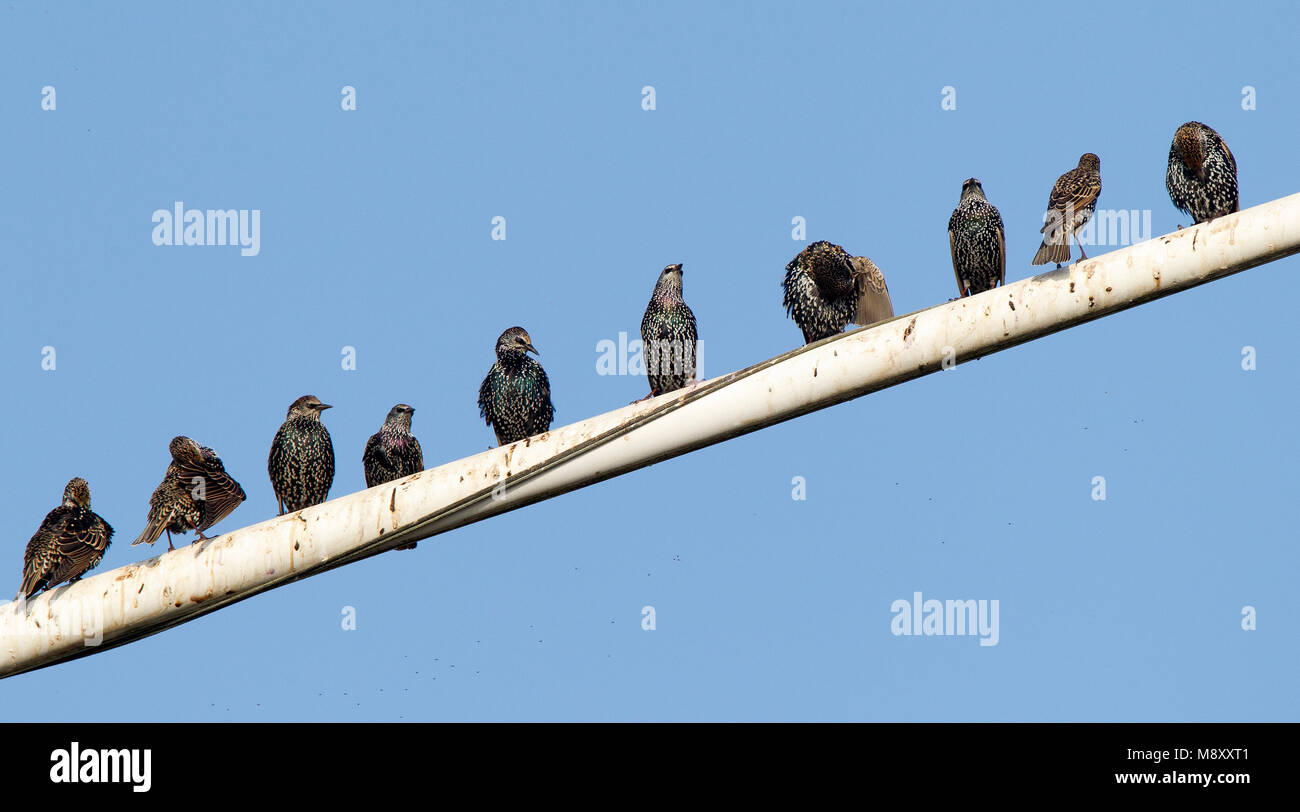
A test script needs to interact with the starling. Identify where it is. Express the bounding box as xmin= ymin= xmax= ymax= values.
xmin=1167 ymin=121 xmax=1238 ymax=224
xmin=363 ymin=404 xmax=424 ymax=551
xmin=15 ymin=478 xmax=114 ymax=601
xmin=948 ymin=178 xmax=1006 ymax=297
xmin=782 ymin=240 xmax=894 ymax=344
xmin=134 ymin=436 xmax=246 ymax=550
xmin=478 ymin=327 xmax=555 ymax=446
xmin=1032 ymin=153 xmax=1102 ymax=267
xmin=268 ymin=395 xmax=336 ymax=514
xmin=641 ymin=264 xmax=699 ymax=396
